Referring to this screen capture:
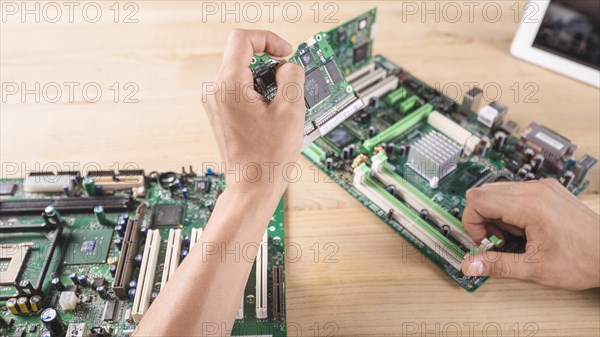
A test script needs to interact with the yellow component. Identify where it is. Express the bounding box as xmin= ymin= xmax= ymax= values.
xmin=17 ymin=296 xmax=29 ymax=314
xmin=6 ymin=298 xmax=19 ymax=314
xmin=107 ymin=256 xmax=119 ymax=266
xmin=373 ymin=145 xmax=385 ymax=155
xmin=350 ymin=35 xmax=357 ymax=44
xmin=351 ymin=154 xmax=368 ymax=168
xmin=30 ymin=295 xmax=42 ymax=312
xmin=345 ymin=69 xmax=350 ymax=76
